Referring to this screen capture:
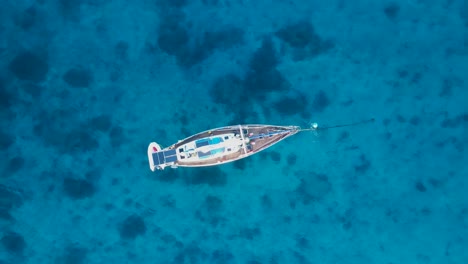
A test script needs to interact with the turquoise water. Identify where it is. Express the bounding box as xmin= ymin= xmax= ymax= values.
xmin=1 ymin=0 xmax=467 ymax=263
